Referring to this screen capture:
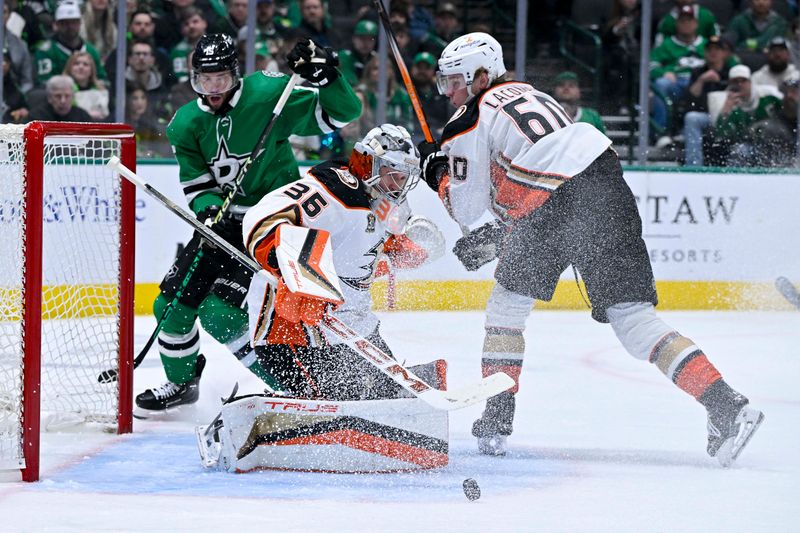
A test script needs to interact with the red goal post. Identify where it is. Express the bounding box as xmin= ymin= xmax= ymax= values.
xmin=0 ymin=122 xmax=136 ymax=482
